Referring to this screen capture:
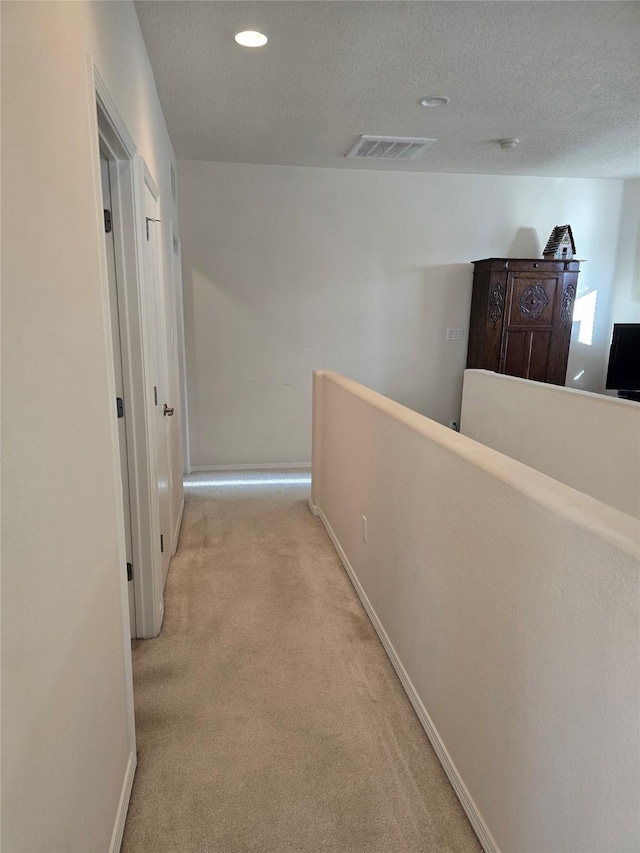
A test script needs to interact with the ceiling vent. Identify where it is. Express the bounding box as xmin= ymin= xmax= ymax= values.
xmin=345 ymin=135 xmax=436 ymax=161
